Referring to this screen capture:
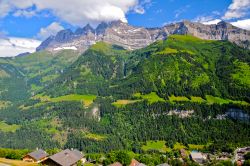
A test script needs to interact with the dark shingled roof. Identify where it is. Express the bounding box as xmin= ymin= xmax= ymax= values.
xmin=49 ymin=149 xmax=83 ymax=166
xmin=27 ymin=149 xmax=48 ymax=161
